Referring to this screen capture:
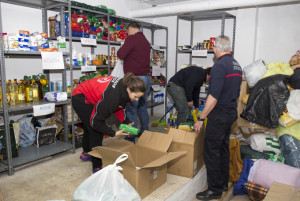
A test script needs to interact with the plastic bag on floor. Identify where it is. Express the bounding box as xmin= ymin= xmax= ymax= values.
xmin=286 ymin=90 xmax=300 ymax=121
xmin=246 ymin=134 xmax=281 ymax=155
xmin=290 ymin=68 xmax=300 ymax=89
xmin=243 ymin=59 xmax=266 ymax=88
xmin=241 ymin=74 xmax=290 ymax=128
xmin=18 ymin=115 xmax=36 ymax=147
xmin=279 ymin=134 xmax=300 ymax=168
xmin=72 ymin=154 xmax=141 ymax=201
